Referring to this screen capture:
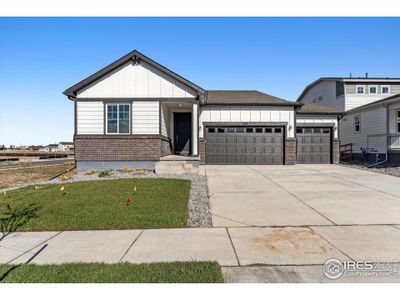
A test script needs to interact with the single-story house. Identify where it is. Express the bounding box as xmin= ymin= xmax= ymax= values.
xmin=63 ymin=50 xmax=341 ymax=171
xmin=339 ymin=94 xmax=400 ymax=162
